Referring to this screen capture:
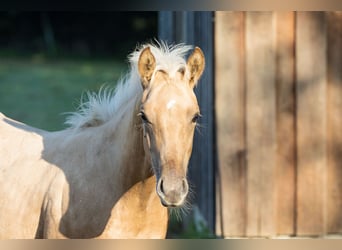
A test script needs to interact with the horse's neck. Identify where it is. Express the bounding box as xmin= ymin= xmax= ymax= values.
xmin=46 ymin=94 xmax=152 ymax=198
xmin=98 ymin=175 xmax=168 ymax=238
xmin=102 ymin=95 xmax=152 ymax=190
xmin=99 ymin=98 xmax=168 ymax=238
xmin=44 ymin=96 xmax=167 ymax=238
